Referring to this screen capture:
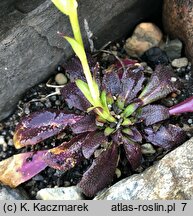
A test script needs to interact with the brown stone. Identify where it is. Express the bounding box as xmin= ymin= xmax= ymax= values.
xmin=124 ymin=22 xmax=163 ymax=57
xmin=163 ymin=0 xmax=193 ymax=64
